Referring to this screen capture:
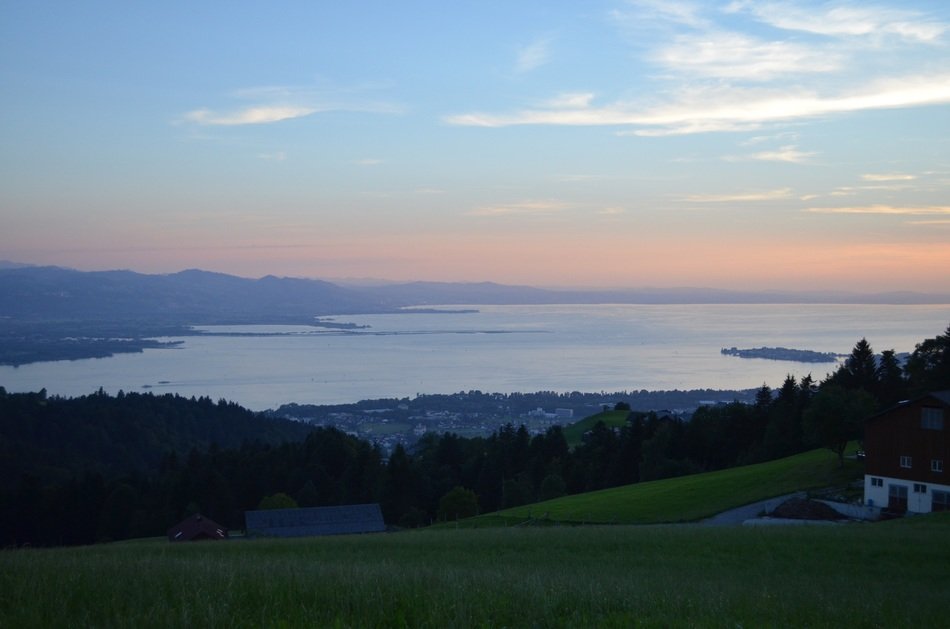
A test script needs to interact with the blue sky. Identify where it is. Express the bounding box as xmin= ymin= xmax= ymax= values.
xmin=2 ymin=1 xmax=949 ymax=291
